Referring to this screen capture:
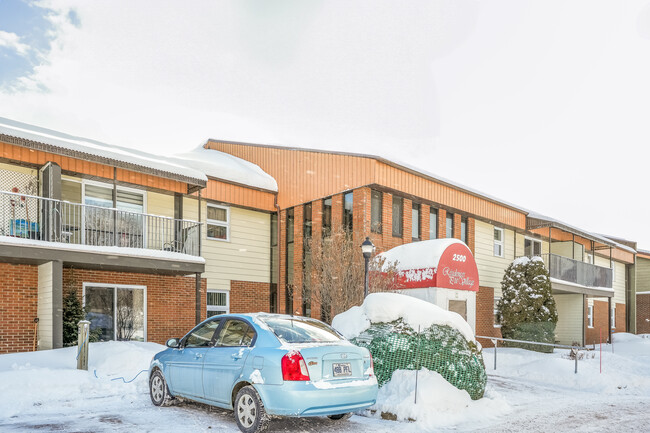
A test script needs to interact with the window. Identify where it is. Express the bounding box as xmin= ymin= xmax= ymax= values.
xmin=261 ymin=316 xmax=343 ymax=344
xmin=343 ymin=192 xmax=353 ymax=232
xmin=322 ymin=198 xmax=332 ymax=237
xmin=303 ymin=203 xmax=312 ymax=239
xmin=185 ymin=318 xmax=221 ymax=348
xmin=83 ymin=182 xmax=145 ymax=247
xmin=611 ymin=305 xmax=616 ymax=329
xmin=494 ymin=297 xmax=501 ymax=328
xmin=392 ymin=196 xmax=403 ymax=237
xmin=412 ymin=203 xmax=421 ymax=240
xmin=84 ymin=284 xmax=146 ymax=342
xmin=429 ymin=208 xmax=438 ymax=239
xmin=207 ymin=290 xmax=229 ymax=316
xmin=371 ymin=190 xmax=382 ymax=233
xmin=207 ymin=204 xmax=229 ymax=241
xmin=524 ymin=238 xmax=541 ymax=257
xmin=588 ymin=305 xmax=594 ymax=328
xmin=446 ymin=212 xmax=454 ymax=239
xmin=461 ymin=216 xmax=468 ymax=244
xmin=494 ymin=227 xmax=504 ymax=257
xmin=271 ymin=213 xmax=278 ymax=247
xmin=215 ymin=320 xmax=255 ymax=347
